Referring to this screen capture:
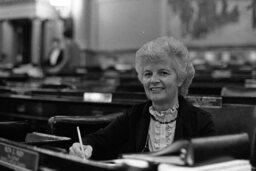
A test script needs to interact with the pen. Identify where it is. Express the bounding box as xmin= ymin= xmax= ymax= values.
xmin=76 ymin=126 xmax=86 ymax=160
